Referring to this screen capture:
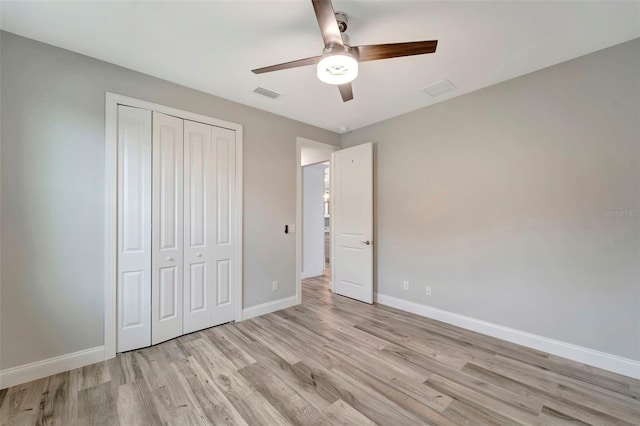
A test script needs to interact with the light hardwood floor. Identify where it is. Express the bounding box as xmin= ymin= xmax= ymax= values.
xmin=1 ymin=273 xmax=639 ymax=425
